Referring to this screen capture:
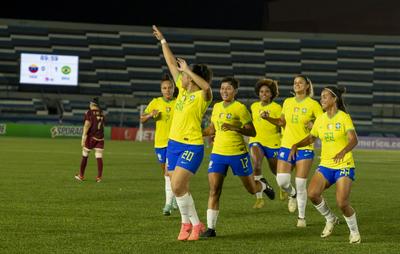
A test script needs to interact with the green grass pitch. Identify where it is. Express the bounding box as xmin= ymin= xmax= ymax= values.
xmin=0 ymin=137 xmax=399 ymax=253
